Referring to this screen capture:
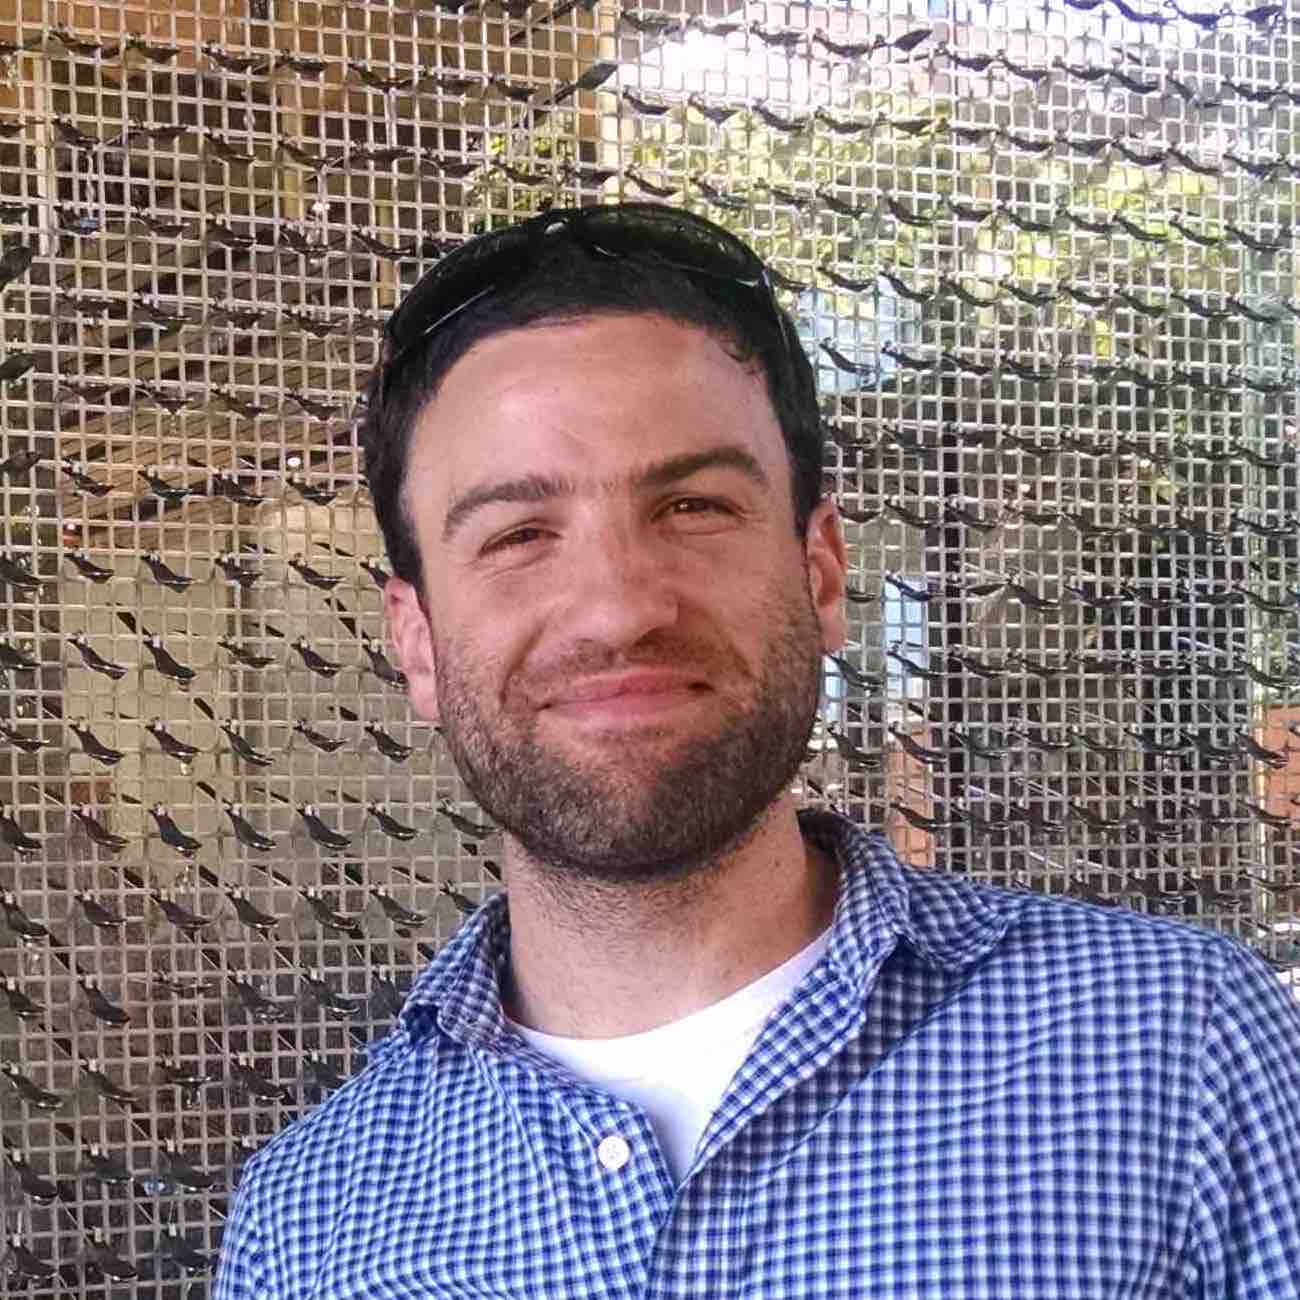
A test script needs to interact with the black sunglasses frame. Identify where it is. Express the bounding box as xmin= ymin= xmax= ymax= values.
xmin=373 ymin=202 xmax=793 ymax=409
